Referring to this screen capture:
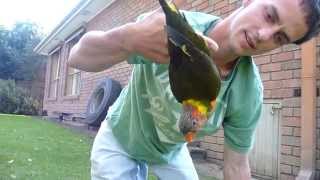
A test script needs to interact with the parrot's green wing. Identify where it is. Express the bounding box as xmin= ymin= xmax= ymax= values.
xmin=159 ymin=0 xmax=221 ymax=104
